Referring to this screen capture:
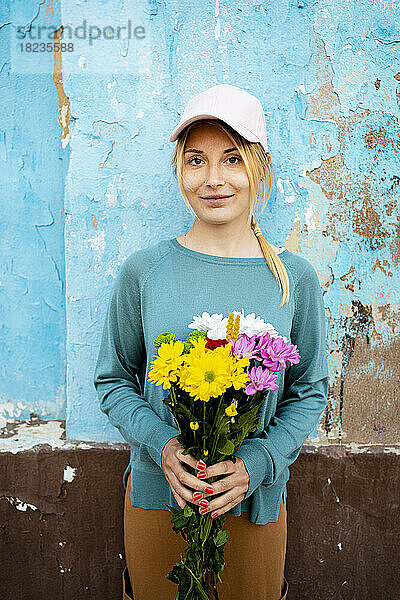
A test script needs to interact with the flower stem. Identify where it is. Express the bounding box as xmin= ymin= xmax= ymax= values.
xmin=181 ymin=562 xmax=209 ymax=600
xmin=209 ymin=392 xmax=225 ymax=436
xmin=203 ymin=402 xmax=206 ymax=457
xmin=209 ymin=415 xmax=230 ymax=464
